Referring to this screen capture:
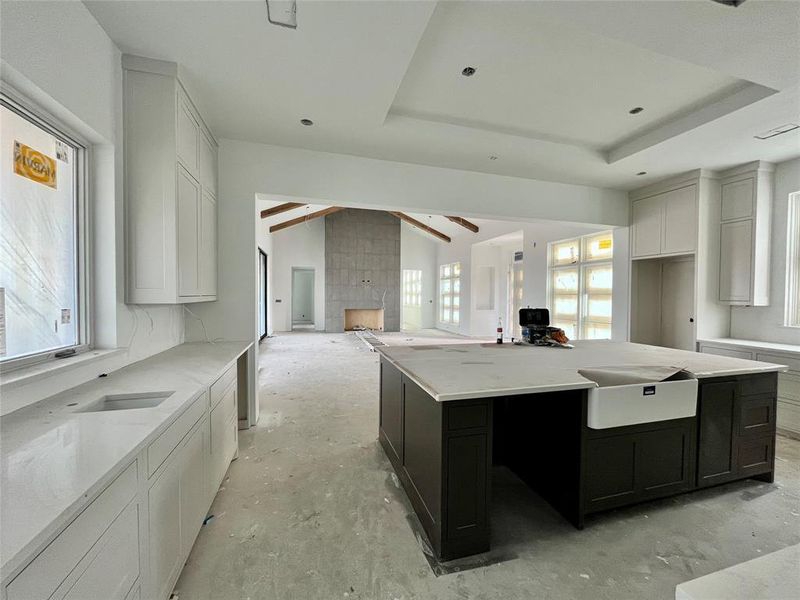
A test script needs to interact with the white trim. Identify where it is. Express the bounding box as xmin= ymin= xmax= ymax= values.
xmin=785 ymin=192 xmax=800 ymax=327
